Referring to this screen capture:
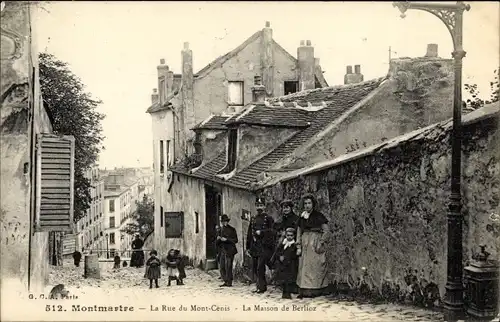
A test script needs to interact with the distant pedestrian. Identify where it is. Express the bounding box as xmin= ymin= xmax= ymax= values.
xmin=113 ymin=255 xmax=121 ymax=269
xmin=216 ymin=214 xmax=238 ymax=287
xmin=145 ymin=250 xmax=161 ymax=289
xmin=271 ymin=228 xmax=299 ymax=299
xmin=130 ymin=234 xmax=145 ymax=268
xmin=72 ymin=249 xmax=82 ymax=267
